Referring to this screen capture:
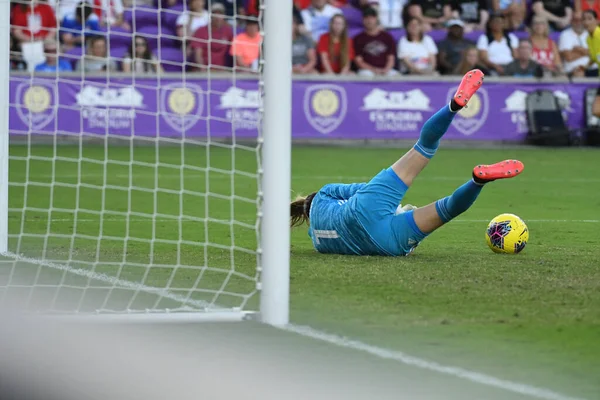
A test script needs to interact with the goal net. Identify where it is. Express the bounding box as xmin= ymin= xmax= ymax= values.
xmin=1 ymin=0 xmax=291 ymax=322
